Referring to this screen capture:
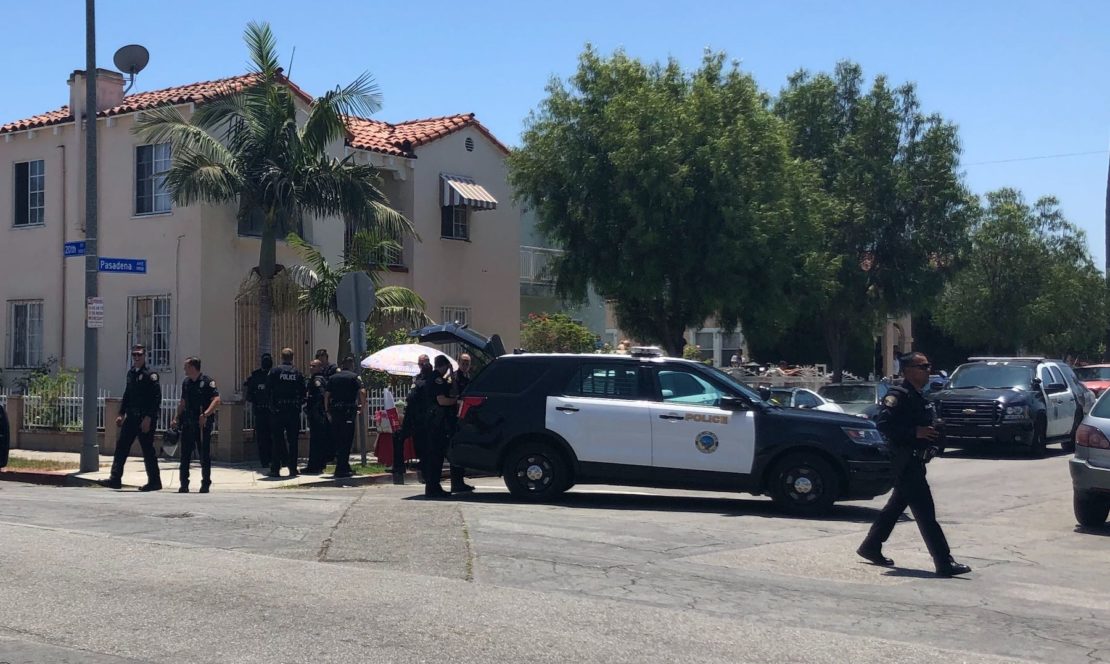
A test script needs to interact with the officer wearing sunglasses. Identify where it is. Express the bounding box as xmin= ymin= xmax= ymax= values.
xmin=857 ymin=351 xmax=972 ymax=577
